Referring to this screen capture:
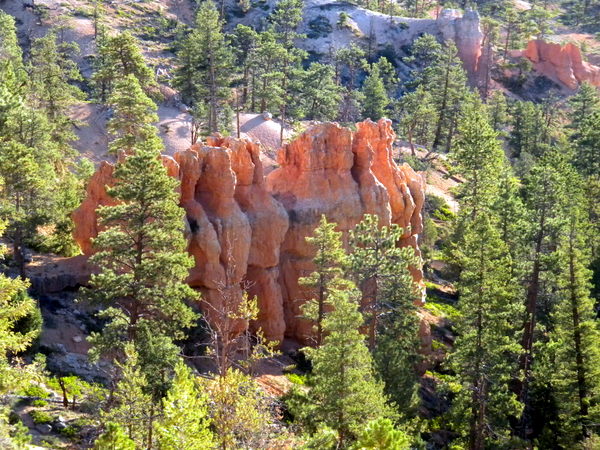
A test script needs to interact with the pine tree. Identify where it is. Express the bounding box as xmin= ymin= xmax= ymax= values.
xmin=84 ymin=140 xmax=197 ymax=393
xmin=449 ymin=214 xmax=524 ymax=449
xmin=0 ymin=140 xmax=52 ymax=278
xmin=349 ymin=215 xmax=415 ymax=351
xmin=28 ymin=31 xmax=84 ymax=127
xmin=93 ymin=31 xmax=157 ymax=102
xmin=269 ymin=0 xmax=306 ymax=144
xmin=569 ymin=82 xmax=600 ymax=134
xmin=352 ymin=418 xmax=412 ymax=450
xmin=302 ymin=287 xmax=389 ymax=447
xmin=174 ymin=0 xmax=233 ymax=133
xmin=361 ymin=64 xmax=390 ymax=121
xmin=421 ymin=41 xmax=469 ymax=152
xmin=102 ymin=345 xmax=154 ymax=448
xmin=249 ymin=30 xmax=287 ymax=114
xmin=450 ymin=100 xmax=506 ymax=221
xmin=395 ymin=86 xmax=435 ymax=155
xmin=299 ymin=215 xmax=353 ymax=346
xmin=292 ymin=63 xmax=342 ymax=121
xmin=155 ymin=361 xmax=214 ymax=449
xmin=519 ymin=145 xmax=571 ymax=439
xmin=107 ymin=74 xmax=161 ymax=155
xmin=575 ymin=110 xmax=600 ymax=179
xmin=543 ymin=193 xmax=600 ymax=446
